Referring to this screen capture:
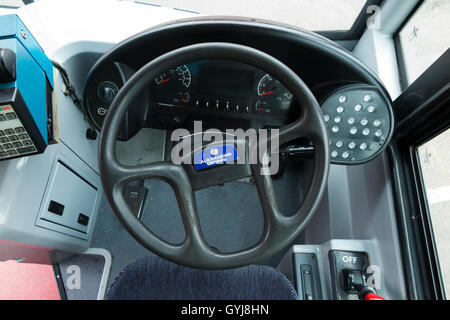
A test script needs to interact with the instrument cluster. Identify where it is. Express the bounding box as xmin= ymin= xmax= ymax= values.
xmin=149 ymin=60 xmax=296 ymax=121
